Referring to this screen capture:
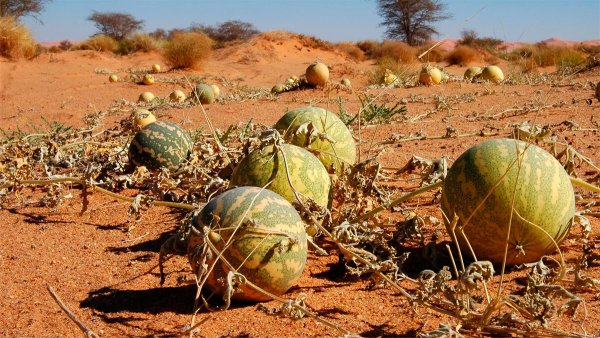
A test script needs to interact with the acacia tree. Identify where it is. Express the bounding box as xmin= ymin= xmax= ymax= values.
xmin=87 ymin=11 xmax=143 ymax=40
xmin=377 ymin=0 xmax=450 ymax=46
xmin=0 ymin=0 xmax=51 ymax=21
